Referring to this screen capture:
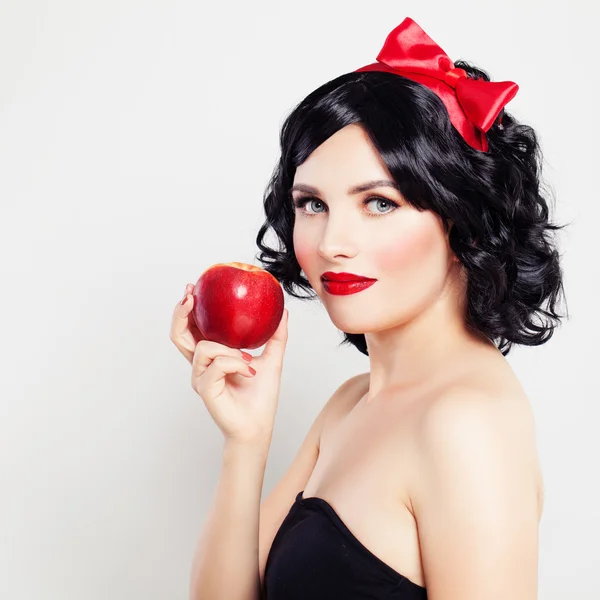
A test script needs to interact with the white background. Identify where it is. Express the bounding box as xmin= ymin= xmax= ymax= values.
xmin=1 ymin=1 xmax=597 ymax=598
